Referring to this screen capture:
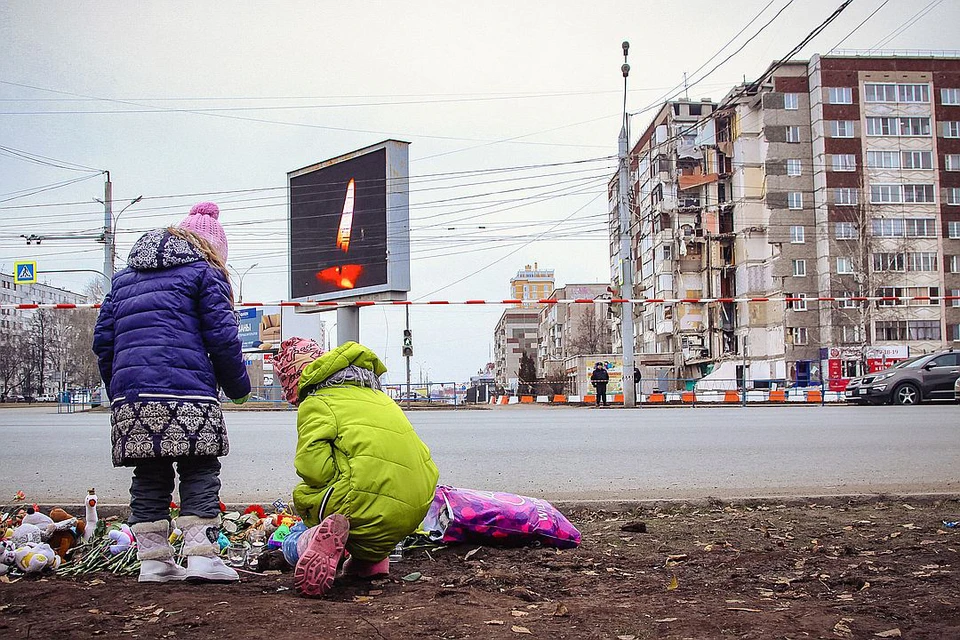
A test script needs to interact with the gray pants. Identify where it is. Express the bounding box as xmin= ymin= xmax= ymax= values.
xmin=129 ymin=456 xmax=222 ymax=524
